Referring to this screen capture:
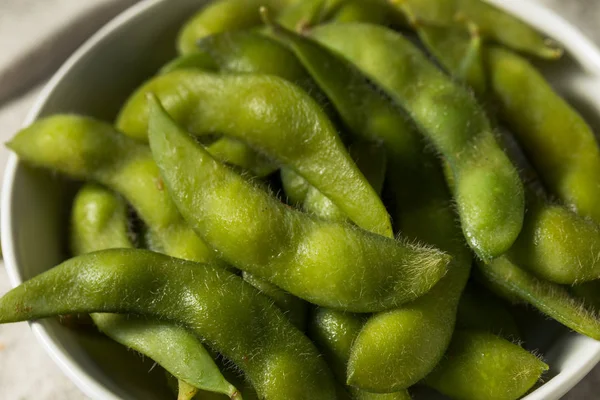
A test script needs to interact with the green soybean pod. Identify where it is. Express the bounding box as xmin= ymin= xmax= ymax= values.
xmin=571 ymin=281 xmax=600 ymax=311
xmin=118 ymin=71 xmax=392 ymax=237
xmin=410 ymin=25 xmax=600 ymax=285
xmin=309 ymin=309 xmax=412 ymax=400
xmin=204 ymin=137 xmax=277 ymax=178
xmin=148 ymin=95 xmax=449 ymax=312
xmin=71 ymin=184 xmax=239 ymax=400
xmin=276 ymin=0 xmax=345 ymax=31
xmin=393 ymin=0 xmax=562 ymax=59
xmin=280 ymin=167 xmax=311 ymax=206
xmin=197 ymin=30 xmax=334 ymax=119
xmin=456 ymin=286 xmax=521 ymax=339
xmin=167 ymin=29 xmax=329 ymax=324
xmin=167 ymin=30 xmax=329 ymax=180
xmin=303 ymin=142 xmax=387 ymax=223
xmin=331 ymin=0 xmax=408 ymax=27
xmin=347 ymin=193 xmax=472 ymax=391
xmin=0 ymin=249 xmax=337 ymax=400
xmin=478 ymin=257 xmax=600 ymax=340
xmin=70 ymin=184 xmax=132 ymax=255
xmin=487 ymin=46 xmax=600 ymax=224
xmin=269 ymin=22 xmax=470 ymax=390
xmin=242 ymin=272 xmax=307 ymax=330
xmin=176 ymin=0 xmax=296 ymax=55
xmin=160 ymin=51 xmax=219 ymax=75
xmin=93 ymin=315 xmax=240 ymax=400
xmin=402 ymin=13 xmax=487 ymax=96
xmin=506 ymin=197 xmax=600 ymax=284
xmin=424 ymin=330 xmax=549 ymax=400
xmin=311 ymin=23 xmax=524 ymax=260
xmin=8 ymin=116 xmax=217 ymax=264
xmin=175 ymin=30 xmax=340 ymax=212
